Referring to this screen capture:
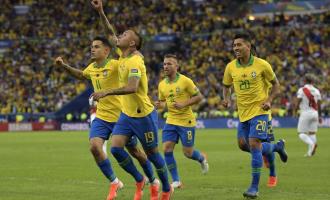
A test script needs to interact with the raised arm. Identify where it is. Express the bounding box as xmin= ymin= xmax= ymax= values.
xmin=54 ymin=57 xmax=85 ymax=80
xmin=91 ymin=0 xmax=118 ymax=46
